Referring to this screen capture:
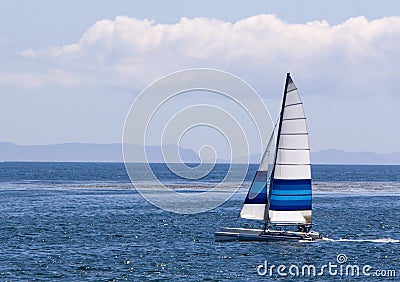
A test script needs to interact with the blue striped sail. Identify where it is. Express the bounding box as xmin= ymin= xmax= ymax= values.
xmin=239 ymin=133 xmax=275 ymax=220
xmin=239 ymin=170 xmax=268 ymax=220
xmin=268 ymin=75 xmax=312 ymax=224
